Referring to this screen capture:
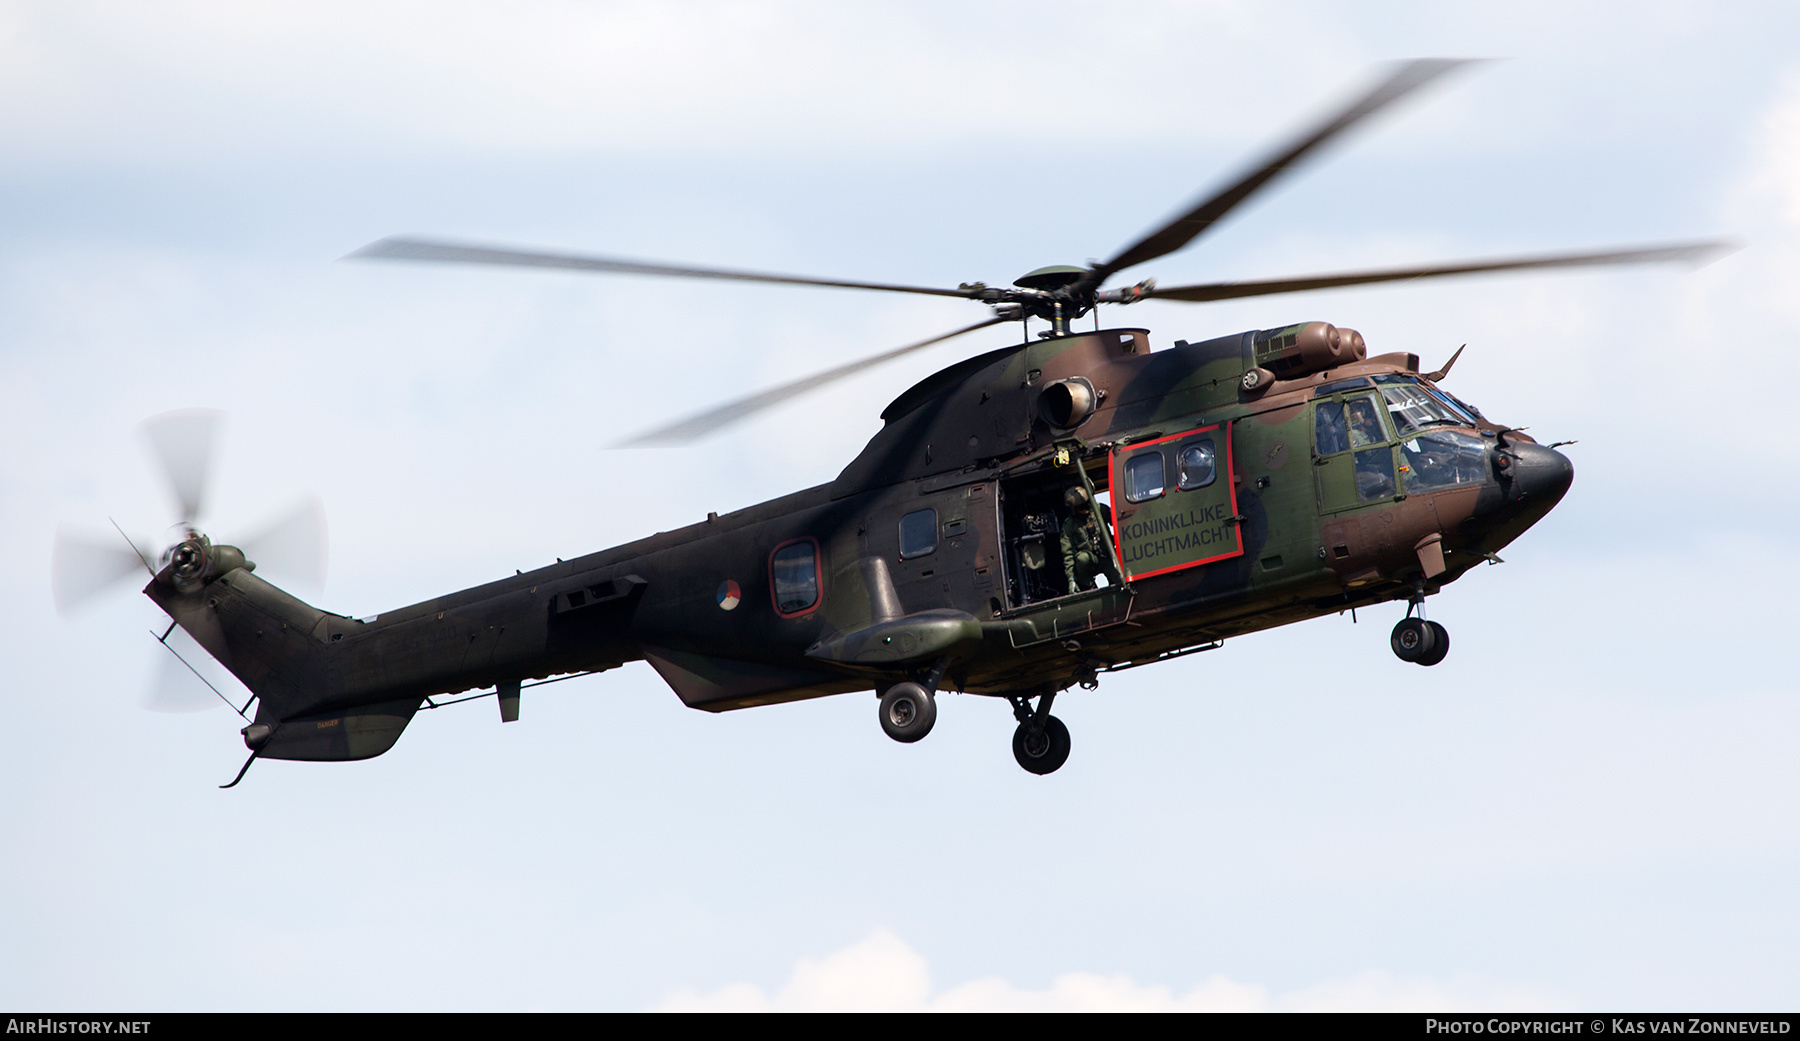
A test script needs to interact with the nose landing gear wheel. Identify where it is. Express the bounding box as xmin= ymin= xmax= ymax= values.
xmin=1012 ymin=715 xmax=1071 ymax=775
xmin=879 ymin=681 xmax=937 ymax=743
xmin=1418 ymin=621 xmax=1449 ymax=666
xmin=1391 ymin=617 xmax=1450 ymax=665
xmin=1390 ymin=617 xmax=1436 ymax=663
